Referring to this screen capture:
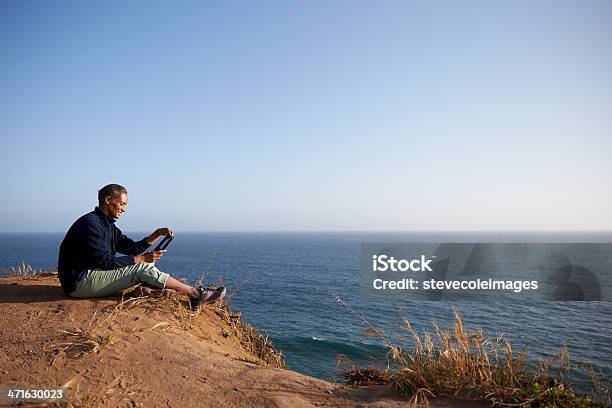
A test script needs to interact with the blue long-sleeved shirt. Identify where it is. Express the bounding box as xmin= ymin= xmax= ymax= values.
xmin=58 ymin=207 xmax=151 ymax=294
